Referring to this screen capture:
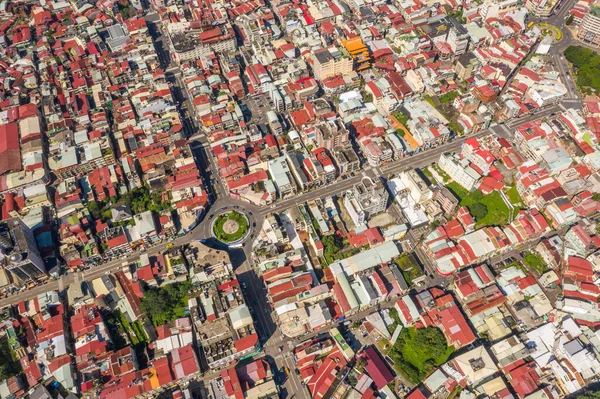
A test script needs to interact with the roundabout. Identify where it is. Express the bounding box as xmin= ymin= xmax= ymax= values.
xmin=534 ymin=22 xmax=563 ymax=42
xmin=211 ymin=210 xmax=251 ymax=245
